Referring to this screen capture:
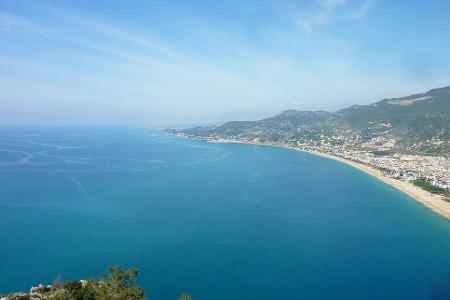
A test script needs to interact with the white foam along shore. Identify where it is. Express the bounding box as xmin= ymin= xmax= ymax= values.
xmin=203 ymin=136 xmax=450 ymax=220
